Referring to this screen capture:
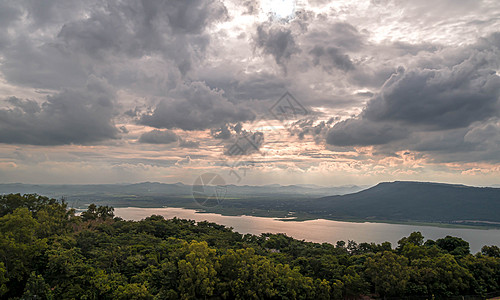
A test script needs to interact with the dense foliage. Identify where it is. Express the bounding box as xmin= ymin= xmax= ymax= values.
xmin=1 ymin=193 xmax=500 ymax=299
